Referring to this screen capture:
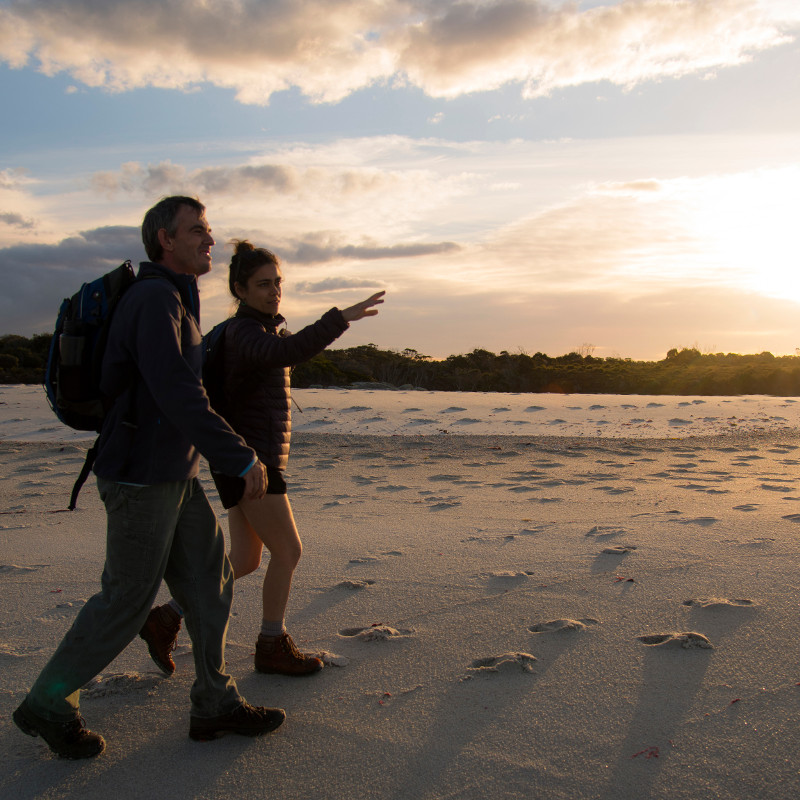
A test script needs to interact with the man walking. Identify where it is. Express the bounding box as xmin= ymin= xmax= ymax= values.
xmin=13 ymin=196 xmax=285 ymax=758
